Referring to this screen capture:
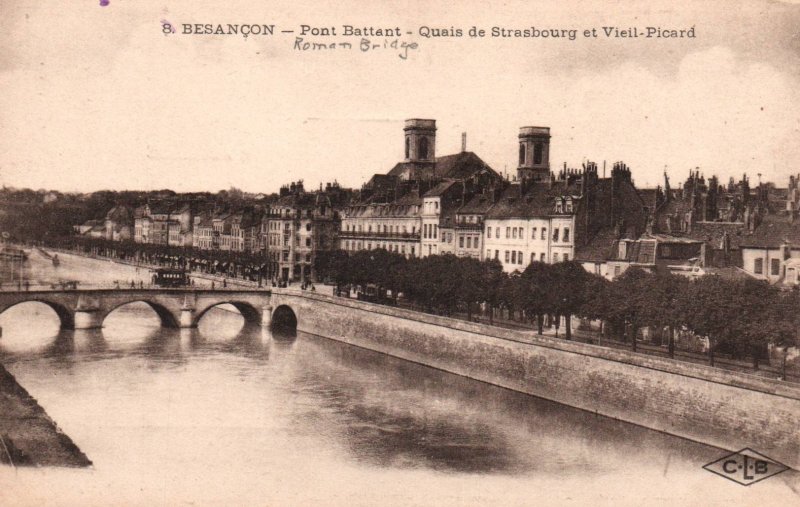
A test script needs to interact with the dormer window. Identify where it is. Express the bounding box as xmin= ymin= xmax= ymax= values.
xmin=555 ymin=200 xmax=563 ymax=213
